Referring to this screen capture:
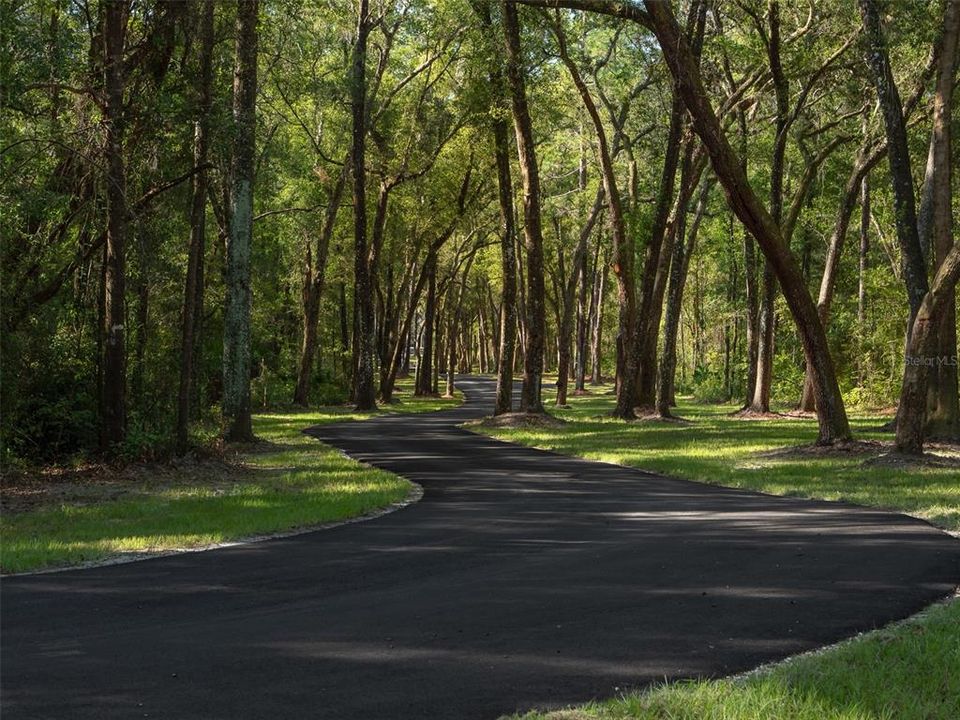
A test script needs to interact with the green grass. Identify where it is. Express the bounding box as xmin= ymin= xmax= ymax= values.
xmin=474 ymin=385 xmax=960 ymax=531
xmin=510 ymin=598 xmax=960 ymax=720
xmin=0 ymin=382 xmax=460 ymax=574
